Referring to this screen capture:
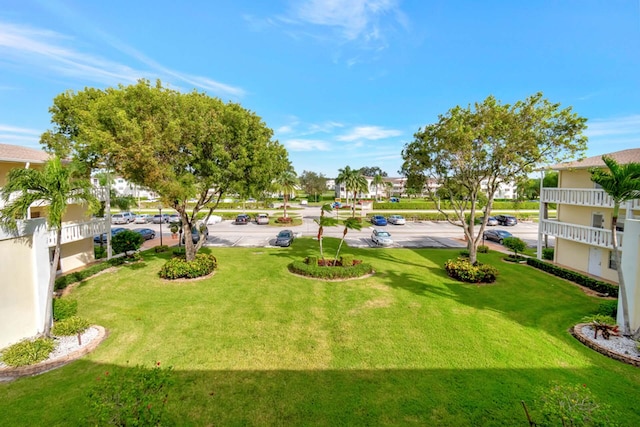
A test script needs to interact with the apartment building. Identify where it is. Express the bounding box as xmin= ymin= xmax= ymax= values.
xmin=0 ymin=143 xmax=106 ymax=349
xmin=537 ymin=148 xmax=640 ymax=331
